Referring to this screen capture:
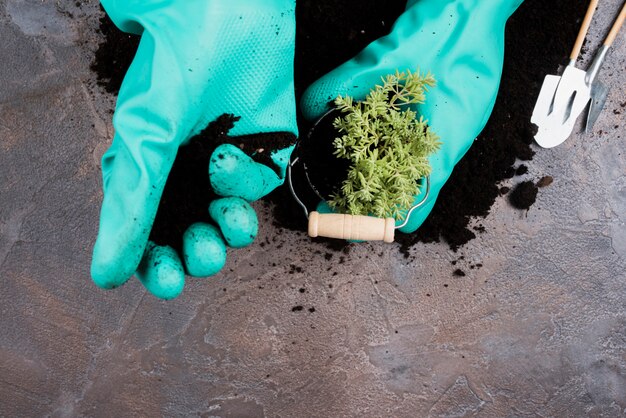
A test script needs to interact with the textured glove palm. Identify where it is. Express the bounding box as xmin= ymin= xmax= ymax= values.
xmin=301 ymin=0 xmax=524 ymax=232
xmin=92 ymin=0 xmax=297 ymax=298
